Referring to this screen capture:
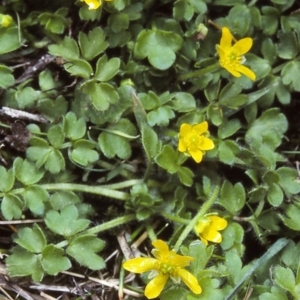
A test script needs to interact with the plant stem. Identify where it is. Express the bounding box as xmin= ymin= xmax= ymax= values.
xmin=9 ymin=183 xmax=131 ymax=201
xmin=84 ymin=214 xmax=136 ymax=235
xmin=173 ymin=185 xmax=220 ymax=252
xmin=177 ymin=63 xmax=220 ymax=82
xmin=161 ymin=212 xmax=190 ymax=225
